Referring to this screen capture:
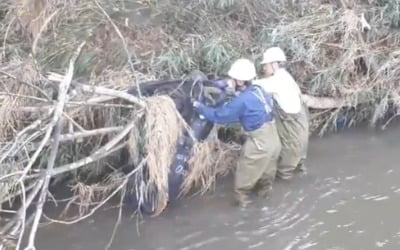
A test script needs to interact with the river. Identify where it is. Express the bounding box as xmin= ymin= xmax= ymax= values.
xmin=36 ymin=124 xmax=400 ymax=250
